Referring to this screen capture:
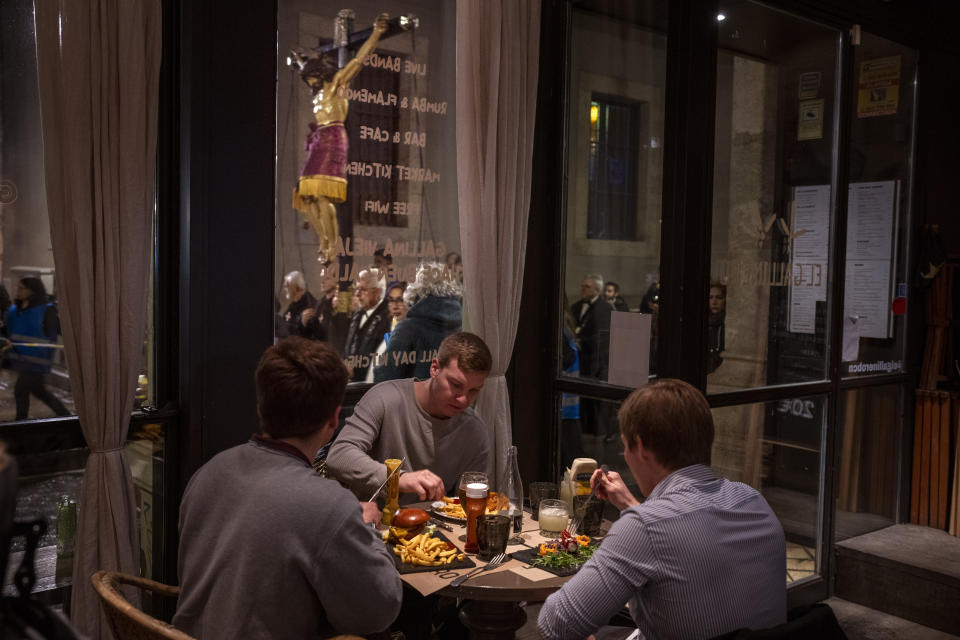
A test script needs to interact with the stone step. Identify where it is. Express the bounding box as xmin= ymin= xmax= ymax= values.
xmin=835 ymin=524 xmax=960 ymax=636
xmin=825 ymin=598 xmax=960 ymax=640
